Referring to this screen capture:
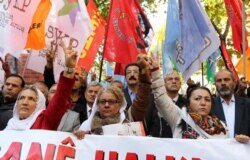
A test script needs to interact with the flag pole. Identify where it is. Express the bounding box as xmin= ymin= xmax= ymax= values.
xmin=98 ymin=0 xmax=113 ymax=83
xmin=98 ymin=50 xmax=105 ymax=83
xmin=242 ymin=0 xmax=246 ymax=78
xmin=201 ymin=62 xmax=204 ymax=86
